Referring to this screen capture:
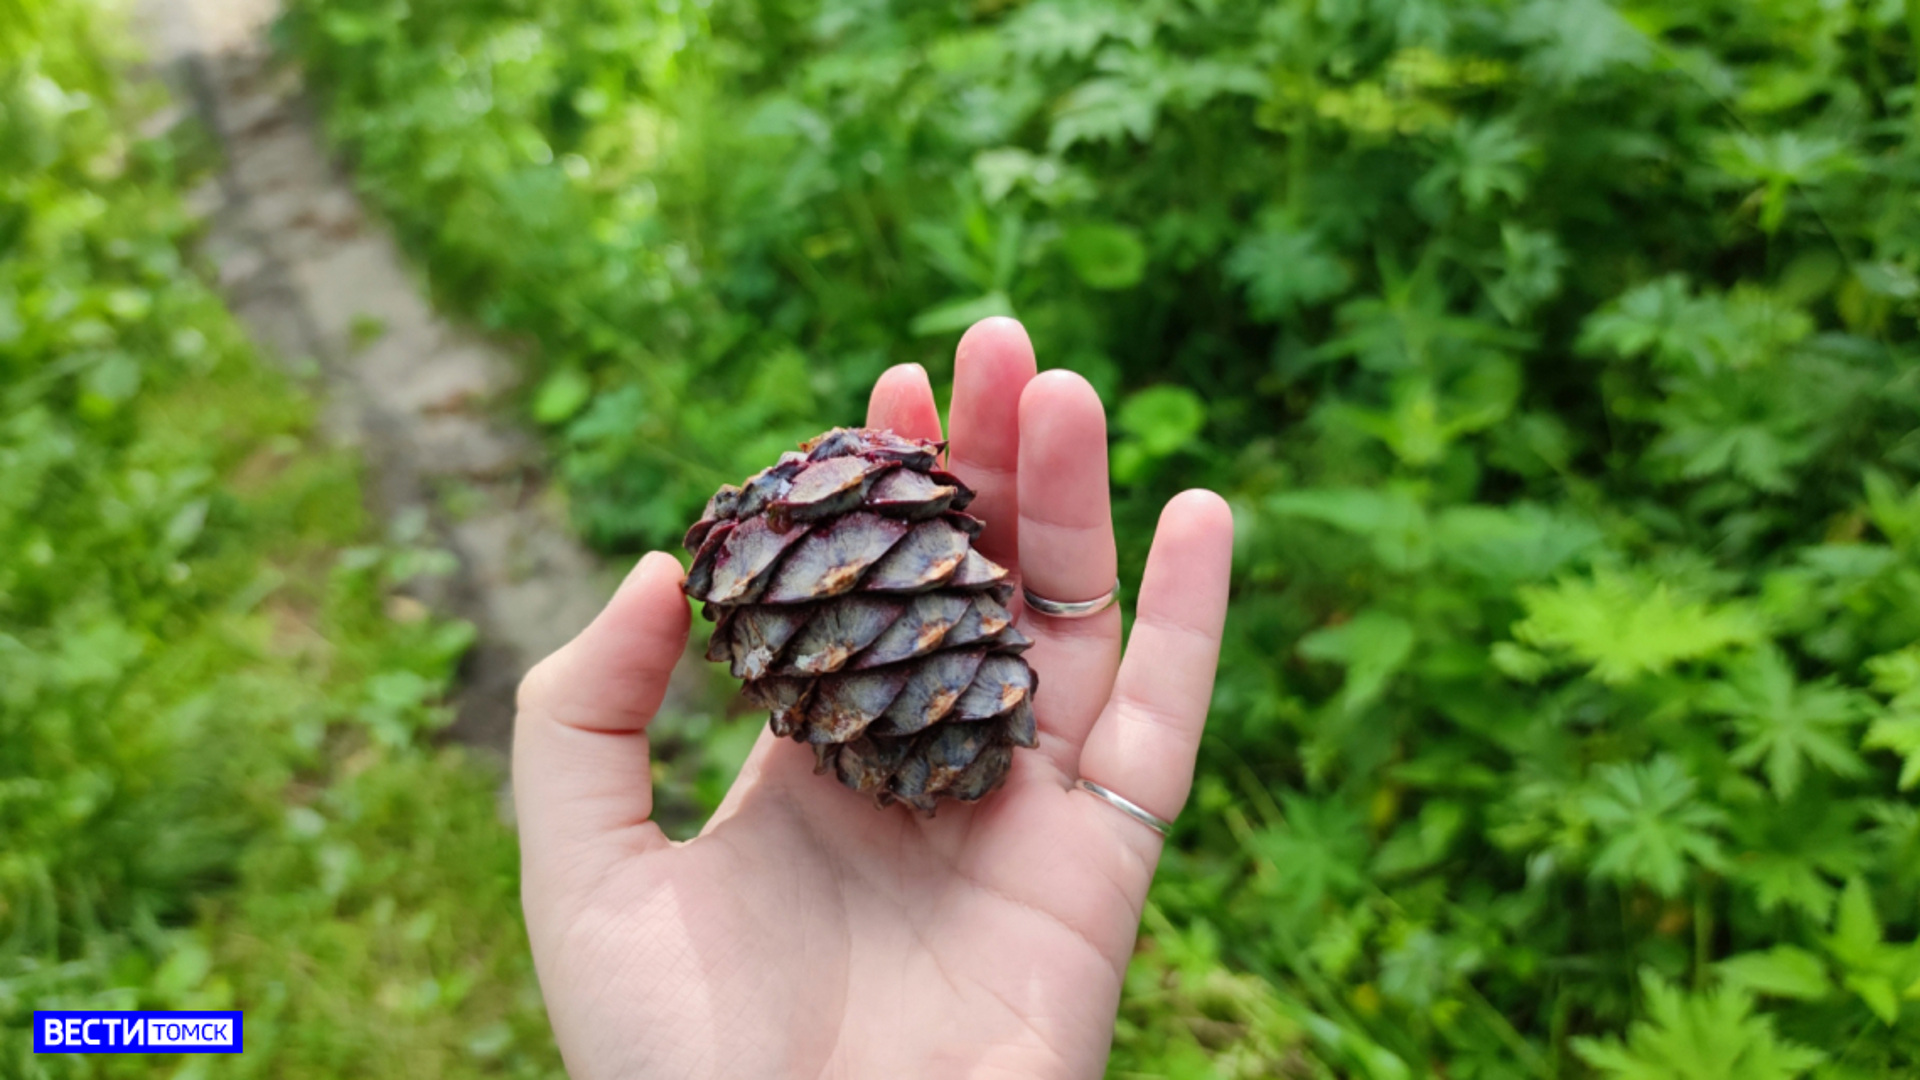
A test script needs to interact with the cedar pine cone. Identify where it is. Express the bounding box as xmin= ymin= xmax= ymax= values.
xmin=683 ymin=427 xmax=1036 ymax=812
